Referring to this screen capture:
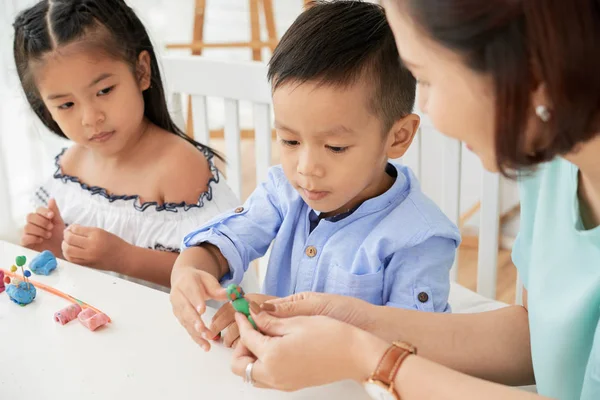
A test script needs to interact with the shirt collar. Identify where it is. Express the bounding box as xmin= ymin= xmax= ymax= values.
xmin=308 ymin=162 xmax=409 ymax=220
